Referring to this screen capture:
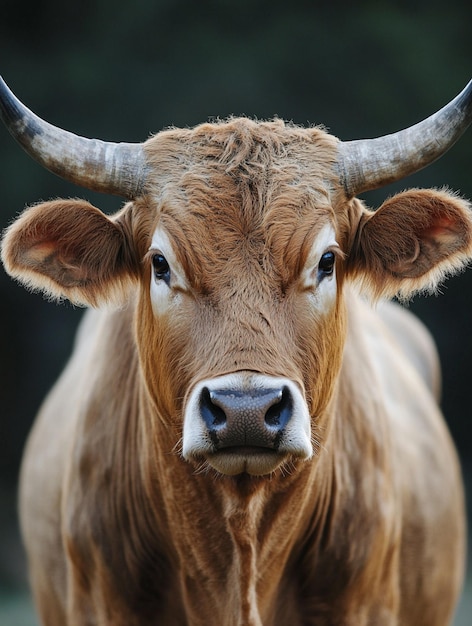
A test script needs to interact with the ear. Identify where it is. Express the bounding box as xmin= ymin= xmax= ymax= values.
xmin=1 ymin=199 xmax=139 ymax=306
xmin=347 ymin=188 xmax=472 ymax=300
